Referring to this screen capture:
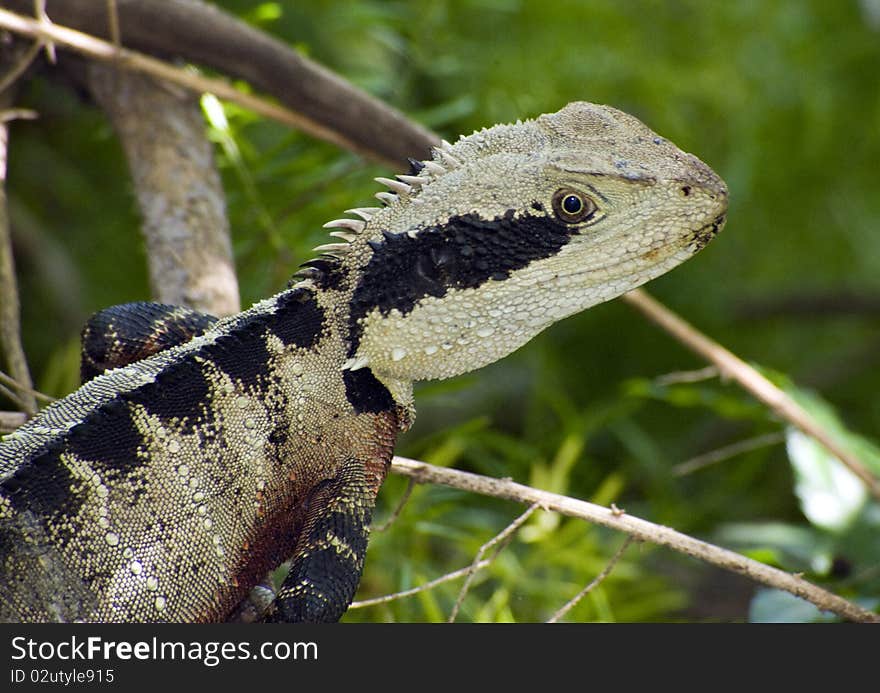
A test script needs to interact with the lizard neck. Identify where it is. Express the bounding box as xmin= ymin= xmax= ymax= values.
xmin=281 ymin=271 xmax=417 ymax=427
